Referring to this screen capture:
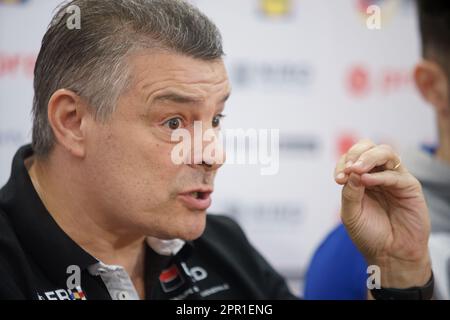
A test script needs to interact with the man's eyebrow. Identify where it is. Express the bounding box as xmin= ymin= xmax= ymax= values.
xmin=151 ymin=91 xmax=231 ymax=104
xmin=152 ymin=93 xmax=203 ymax=104
xmin=221 ymin=92 xmax=231 ymax=103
